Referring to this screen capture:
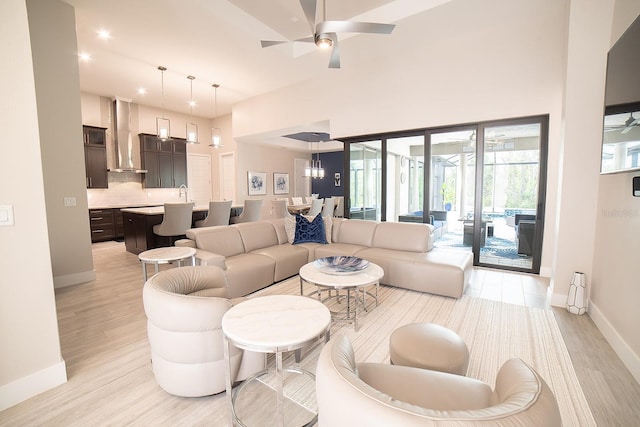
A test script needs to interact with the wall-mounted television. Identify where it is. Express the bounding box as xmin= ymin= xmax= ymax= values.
xmin=601 ymin=14 xmax=640 ymax=174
